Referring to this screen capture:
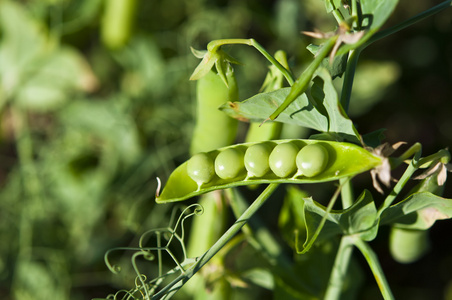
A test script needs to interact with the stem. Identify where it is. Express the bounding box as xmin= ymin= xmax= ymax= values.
xmin=341 ymin=179 xmax=354 ymax=209
xmin=390 ymin=142 xmax=422 ymax=168
xmin=270 ymin=35 xmax=338 ymax=121
xmin=323 ymin=177 xmax=354 ymax=299
xmin=152 ymin=183 xmax=279 ymax=299
xmin=296 ymin=180 xmax=343 ymax=254
xmin=326 ymin=0 xmax=345 ymax=24
xmin=227 ymin=187 xmax=318 ymax=296
xmin=418 ymin=149 xmax=451 ymax=167
xmin=351 ymin=0 xmax=360 ymax=30
xmin=332 ymin=9 xmax=345 ymax=25
xmin=324 ymin=236 xmax=354 ymax=300
xmin=207 ymin=39 xmax=295 ymax=85
xmin=363 ymin=0 xmax=452 ymax=48
xmin=377 ymin=150 xmax=421 ymax=218
xmin=339 ymin=49 xmax=361 ymax=112
xmin=352 ymin=237 xmax=395 ymax=300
